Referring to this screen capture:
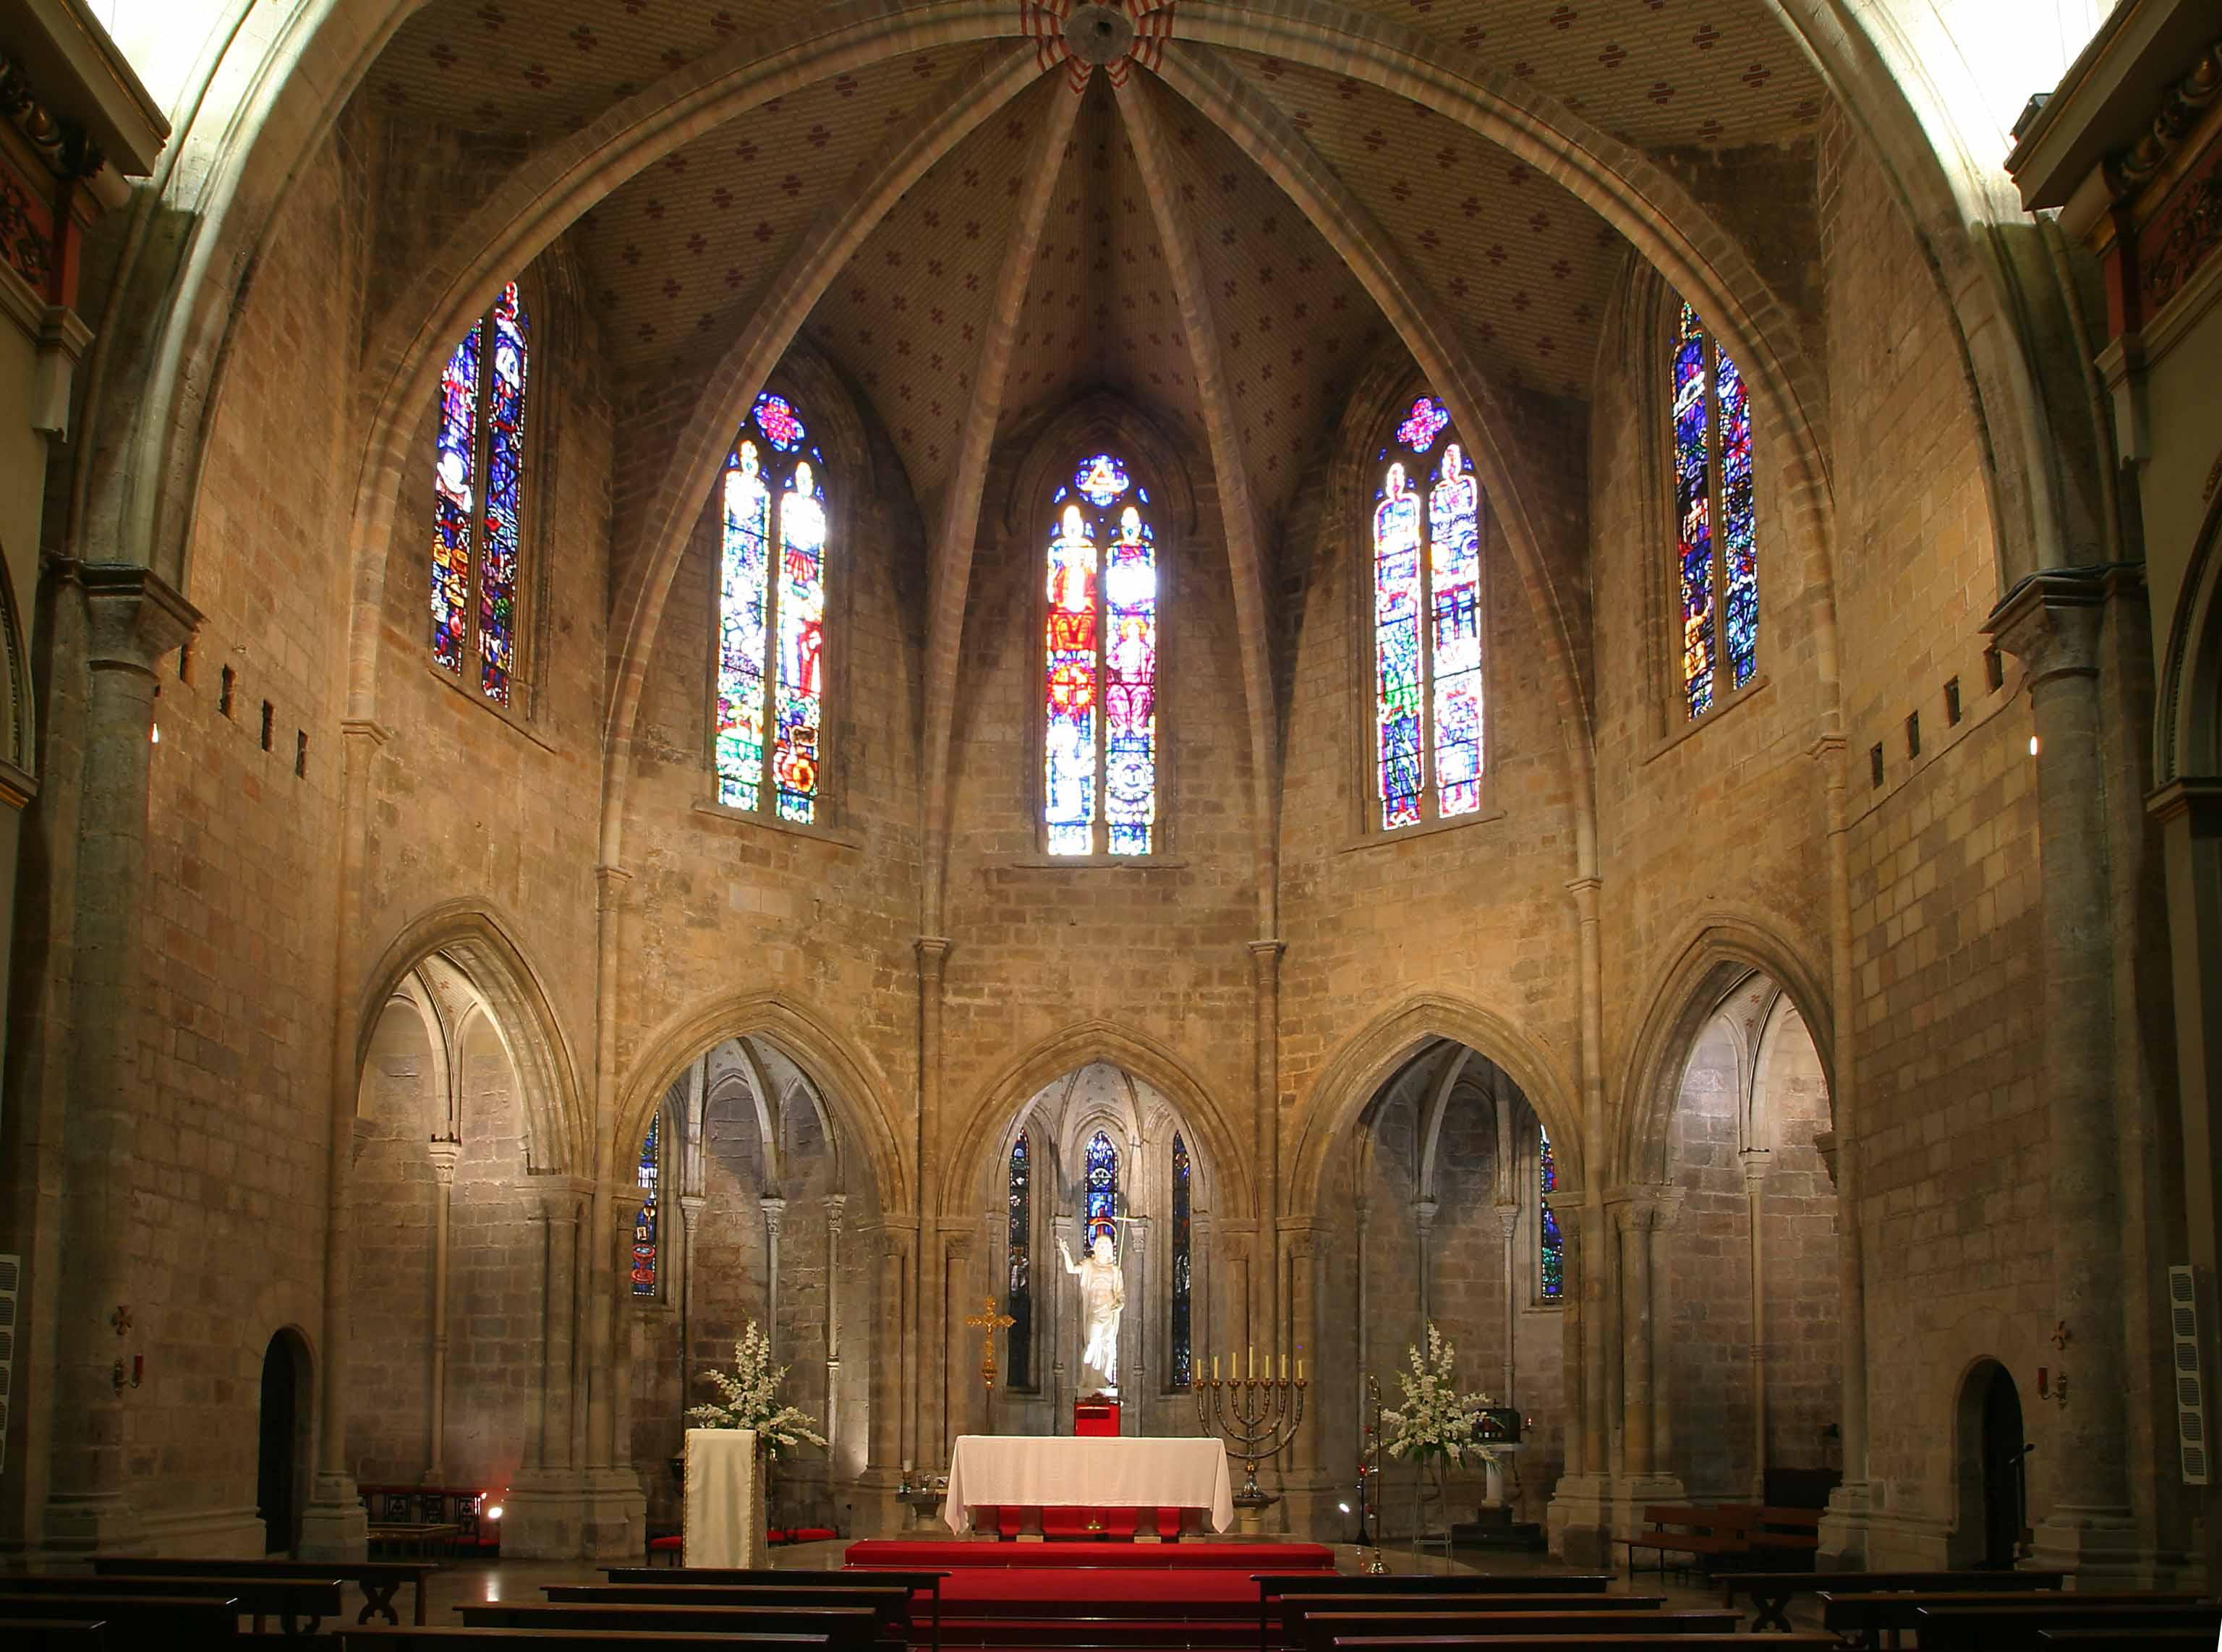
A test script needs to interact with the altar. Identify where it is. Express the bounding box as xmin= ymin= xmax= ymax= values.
xmin=940 ymin=1434 xmax=1235 ymax=1536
